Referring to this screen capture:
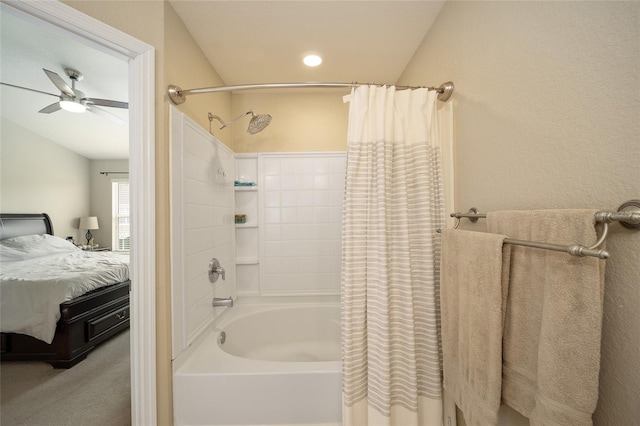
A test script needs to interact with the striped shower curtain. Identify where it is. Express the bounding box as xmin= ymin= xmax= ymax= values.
xmin=342 ymin=85 xmax=447 ymax=426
